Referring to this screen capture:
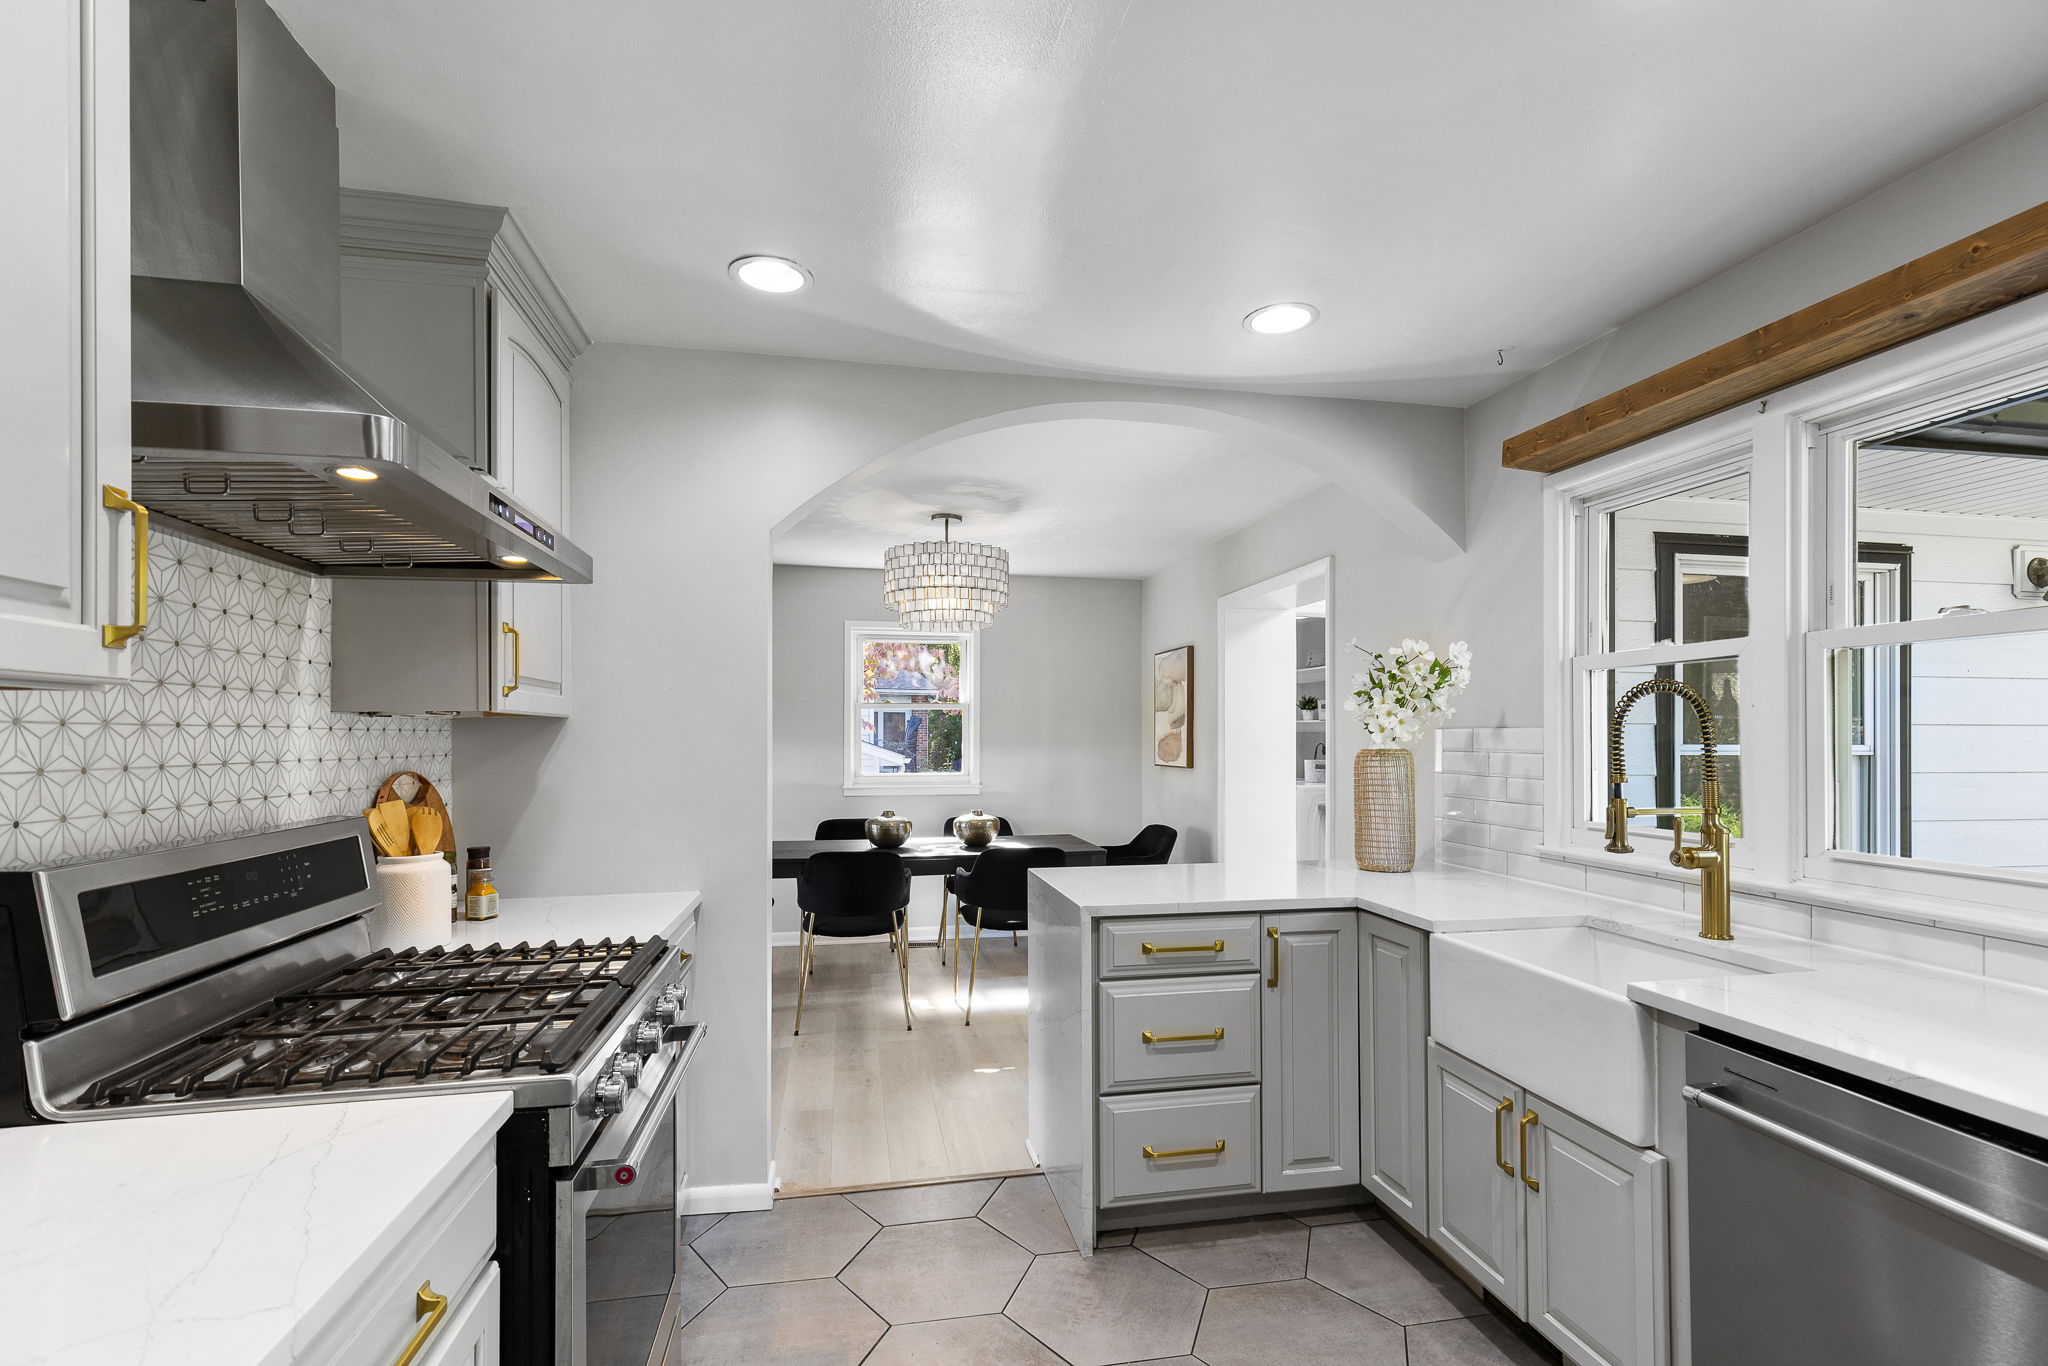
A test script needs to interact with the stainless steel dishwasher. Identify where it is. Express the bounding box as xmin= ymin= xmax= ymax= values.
xmin=1685 ymin=1032 xmax=2048 ymax=1365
